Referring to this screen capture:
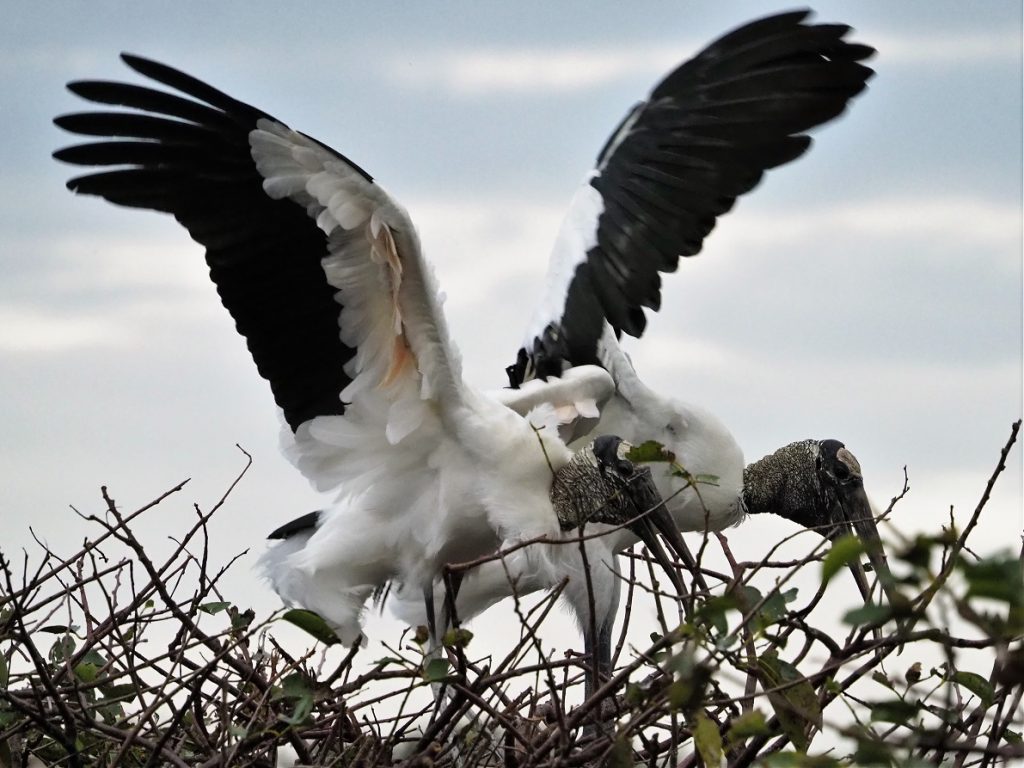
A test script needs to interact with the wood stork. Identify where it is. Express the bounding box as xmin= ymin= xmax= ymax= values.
xmin=389 ymin=10 xmax=894 ymax=624
xmin=52 ymin=53 xmax=696 ymax=697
